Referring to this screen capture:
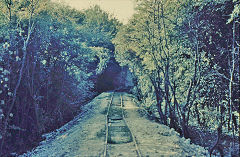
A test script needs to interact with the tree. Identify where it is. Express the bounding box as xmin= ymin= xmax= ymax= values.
xmin=114 ymin=0 xmax=239 ymax=154
xmin=0 ymin=1 xmax=120 ymax=156
xmin=0 ymin=0 xmax=41 ymax=154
